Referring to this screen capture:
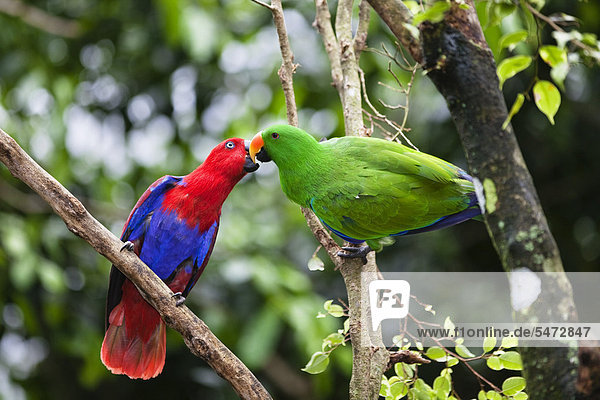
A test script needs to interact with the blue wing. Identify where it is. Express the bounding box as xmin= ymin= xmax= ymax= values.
xmin=138 ymin=207 xmax=218 ymax=296
xmin=106 ymin=175 xmax=218 ymax=327
xmin=120 ymin=175 xmax=182 ymax=243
